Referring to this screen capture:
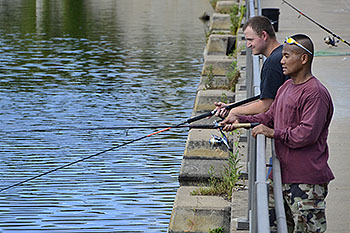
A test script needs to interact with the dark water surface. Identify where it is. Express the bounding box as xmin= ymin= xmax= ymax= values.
xmin=0 ymin=0 xmax=211 ymax=232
